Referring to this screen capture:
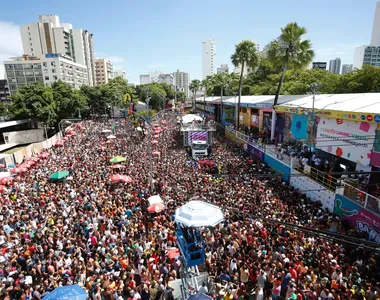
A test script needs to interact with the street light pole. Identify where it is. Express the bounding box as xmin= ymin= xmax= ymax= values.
xmin=308 ymin=83 xmax=321 ymax=152
xmin=146 ymin=87 xmax=154 ymax=192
